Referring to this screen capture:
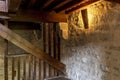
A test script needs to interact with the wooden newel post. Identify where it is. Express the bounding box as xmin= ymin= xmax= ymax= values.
xmin=4 ymin=20 xmax=8 ymax=80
